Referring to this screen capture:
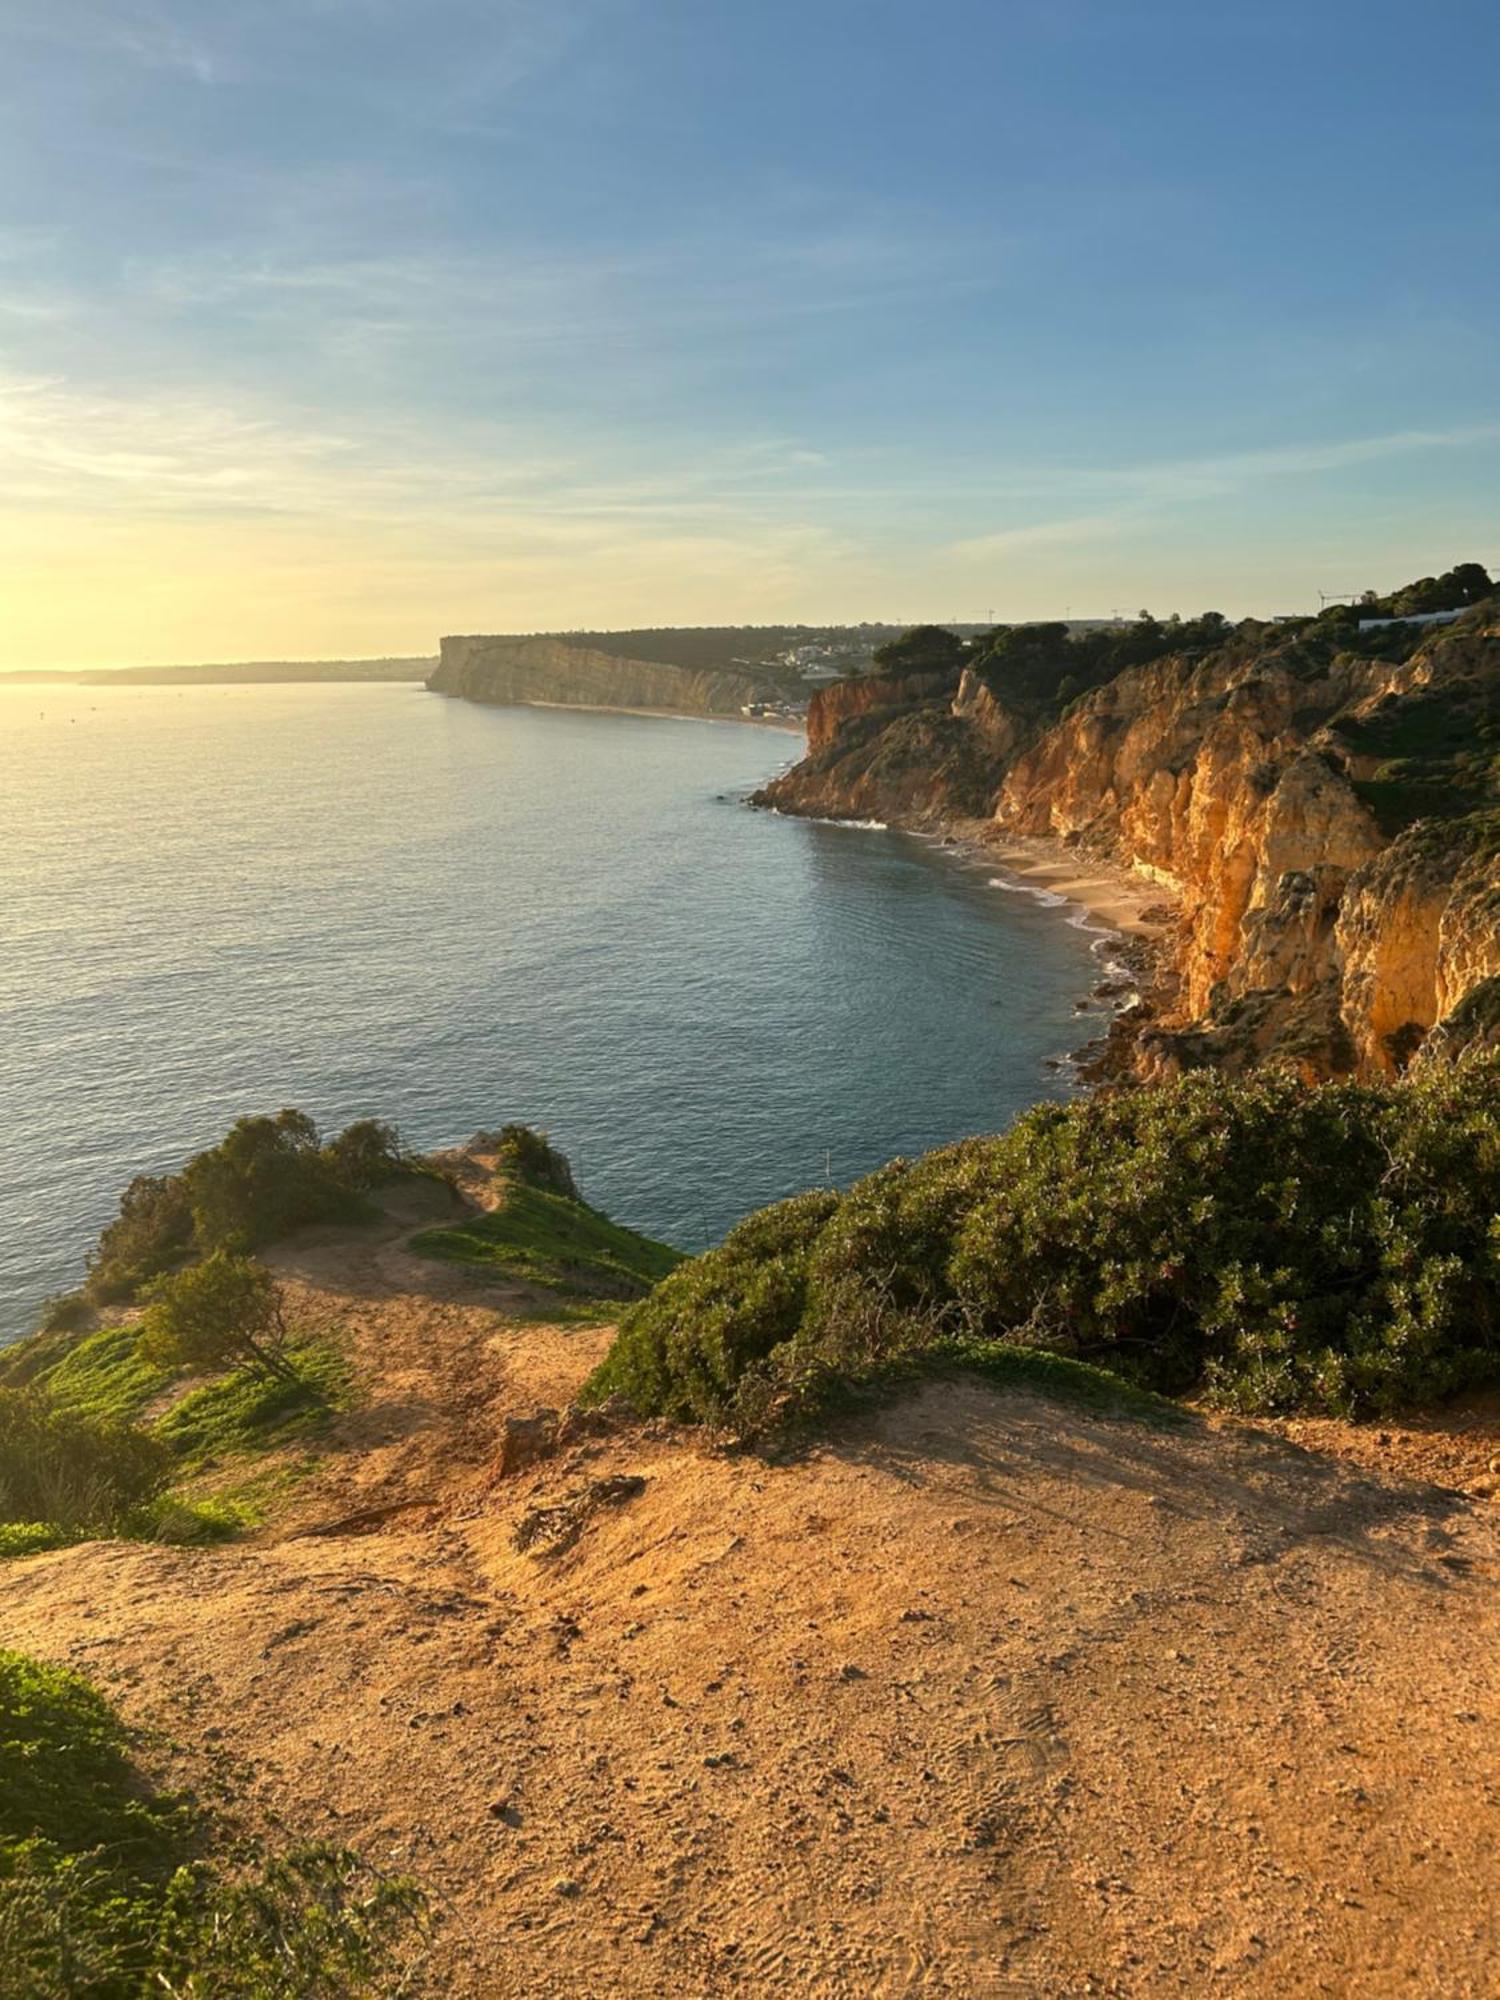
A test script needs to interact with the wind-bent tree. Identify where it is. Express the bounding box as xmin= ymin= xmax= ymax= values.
xmin=141 ymin=1251 xmax=297 ymax=1384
